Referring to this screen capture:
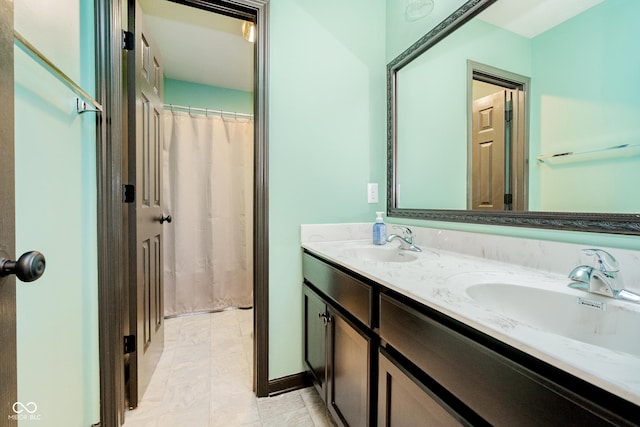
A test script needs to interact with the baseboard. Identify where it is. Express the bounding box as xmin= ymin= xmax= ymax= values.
xmin=268 ymin=372 xmax=313 ymax=396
